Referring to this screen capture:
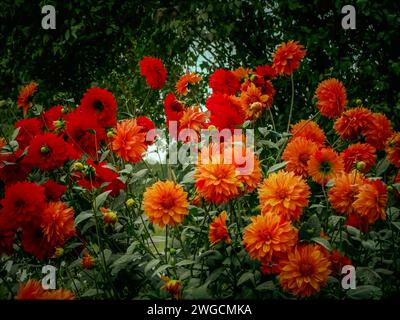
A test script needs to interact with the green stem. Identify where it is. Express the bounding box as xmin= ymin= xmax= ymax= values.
xmin=165 ymin=225 xmax=169 ymax=264
xmin=286 ymin=74 xmax=295 ymax=132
